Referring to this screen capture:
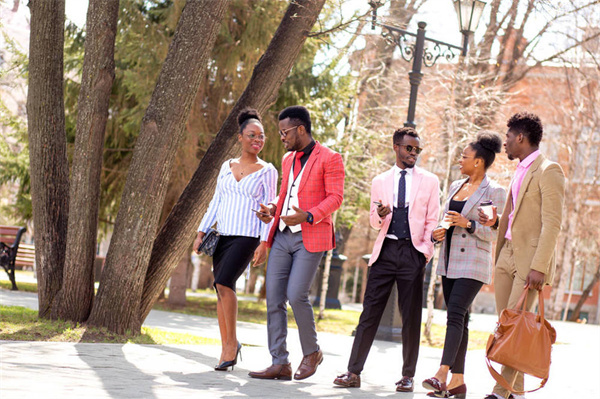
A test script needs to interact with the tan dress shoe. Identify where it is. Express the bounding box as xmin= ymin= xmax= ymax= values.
xmin=248 ymin=363 xmax=292 ymax=380
xmin=294 ymin=349 xmax=323 ymax=380
xmin=333 ymin=371 xmax=361 ymax=388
